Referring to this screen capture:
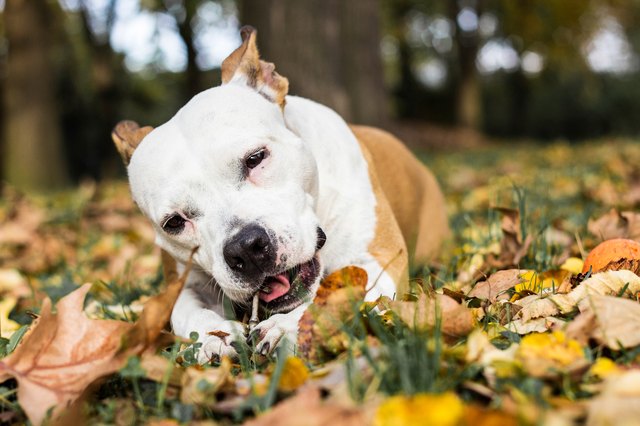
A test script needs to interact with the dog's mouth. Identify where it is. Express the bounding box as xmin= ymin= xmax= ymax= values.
xmin=257 ymin=255 xmax=321 ymax=312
